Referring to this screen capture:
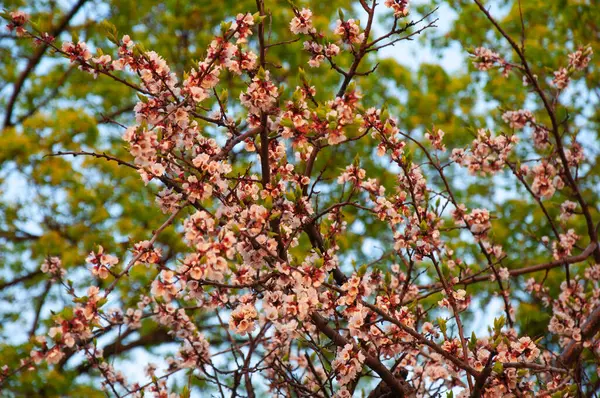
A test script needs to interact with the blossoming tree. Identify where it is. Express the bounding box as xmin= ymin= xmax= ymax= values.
xmin=1 ymin=0 xmax=599 ymax=396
